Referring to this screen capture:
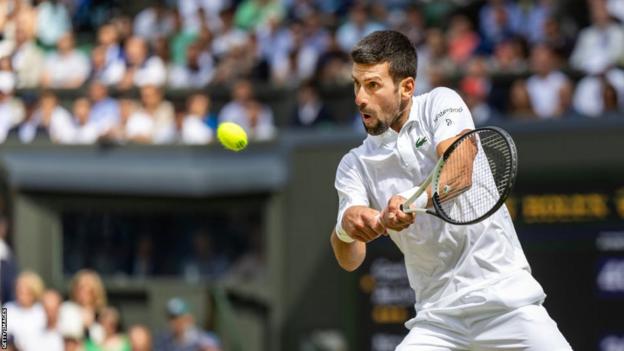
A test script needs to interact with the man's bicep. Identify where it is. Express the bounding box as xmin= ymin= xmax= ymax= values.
xmin=435 ymin=129 xmax=473 ymax=157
